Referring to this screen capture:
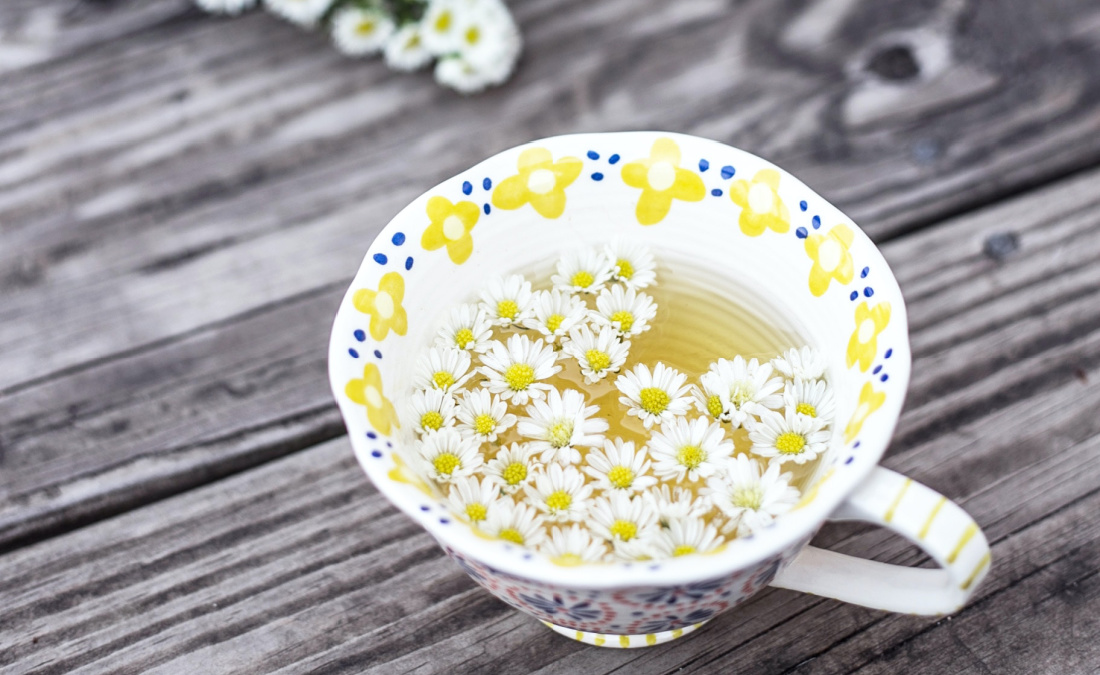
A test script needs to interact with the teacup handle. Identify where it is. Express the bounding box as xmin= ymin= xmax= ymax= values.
xmin=770 ymin=466 xmax=991 ymax=615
